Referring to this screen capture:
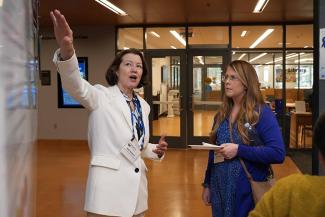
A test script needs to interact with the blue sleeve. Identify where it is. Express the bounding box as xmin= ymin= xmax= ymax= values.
xmin=237 ymin=106 xmax=285 ymax=164
xmin=203 ymin=150 xmax=214 ymax=187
